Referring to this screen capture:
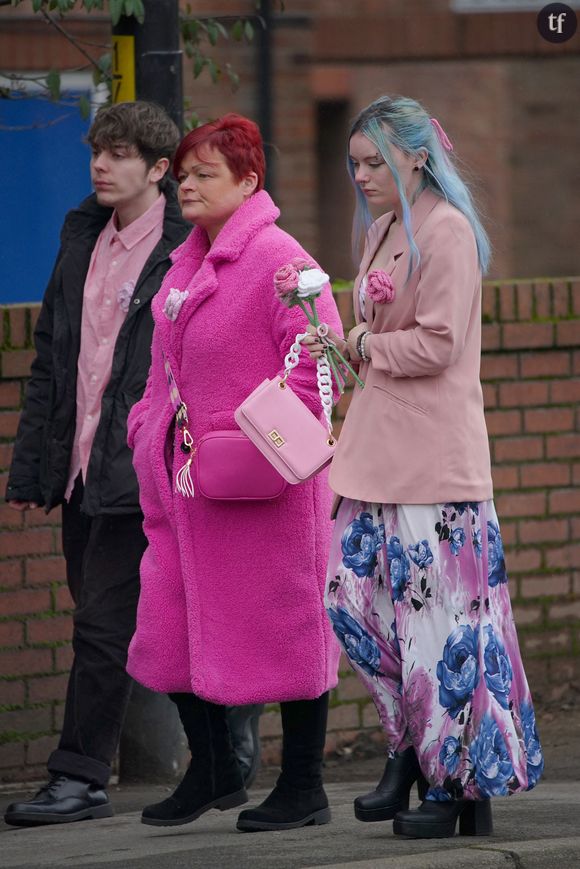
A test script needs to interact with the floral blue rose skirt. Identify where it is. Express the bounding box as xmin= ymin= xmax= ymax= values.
xmin=325 ymin=498 xmax=544 ymax=800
